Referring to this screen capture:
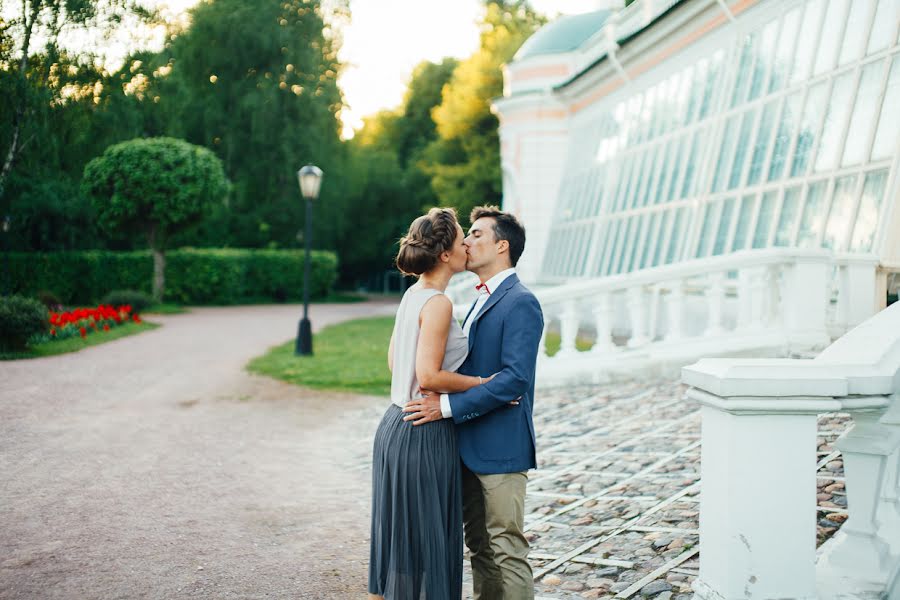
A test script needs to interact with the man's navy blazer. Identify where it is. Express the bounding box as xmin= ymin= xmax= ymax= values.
xmin=449 ymin=273 xmax=543 ymax=475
